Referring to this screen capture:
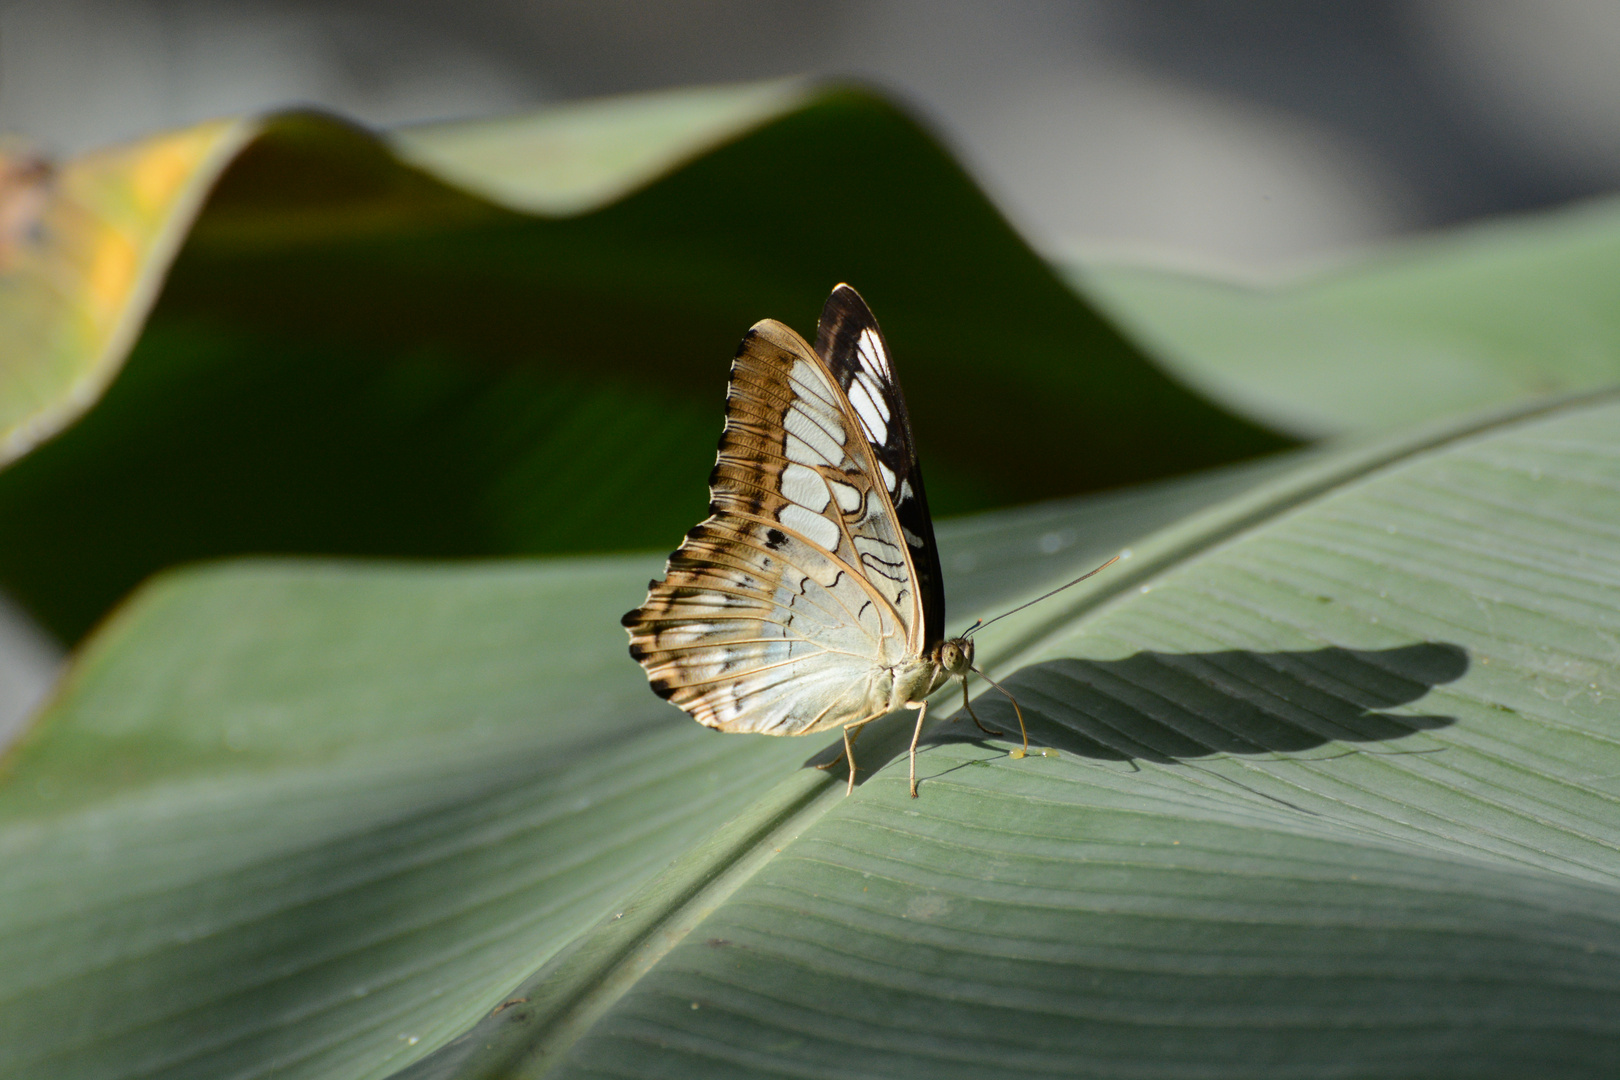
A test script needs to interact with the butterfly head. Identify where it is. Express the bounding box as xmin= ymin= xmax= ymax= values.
xmin=932 ymin=636 xmax=974 ymax=678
